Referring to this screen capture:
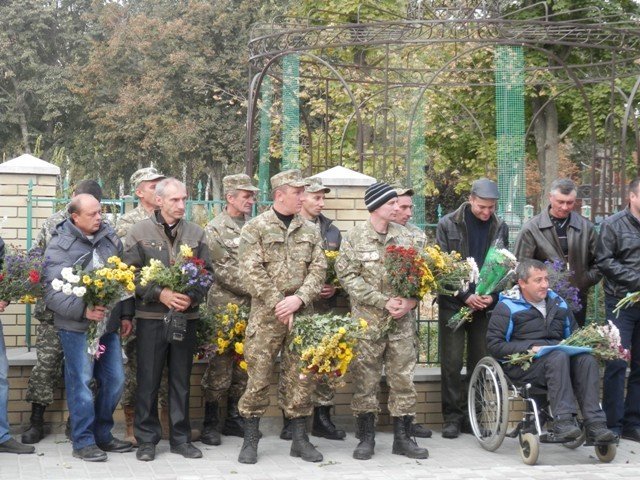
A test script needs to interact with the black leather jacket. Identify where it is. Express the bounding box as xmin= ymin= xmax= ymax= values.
xmin=595 ymin=206 xmax=640 ymax=299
